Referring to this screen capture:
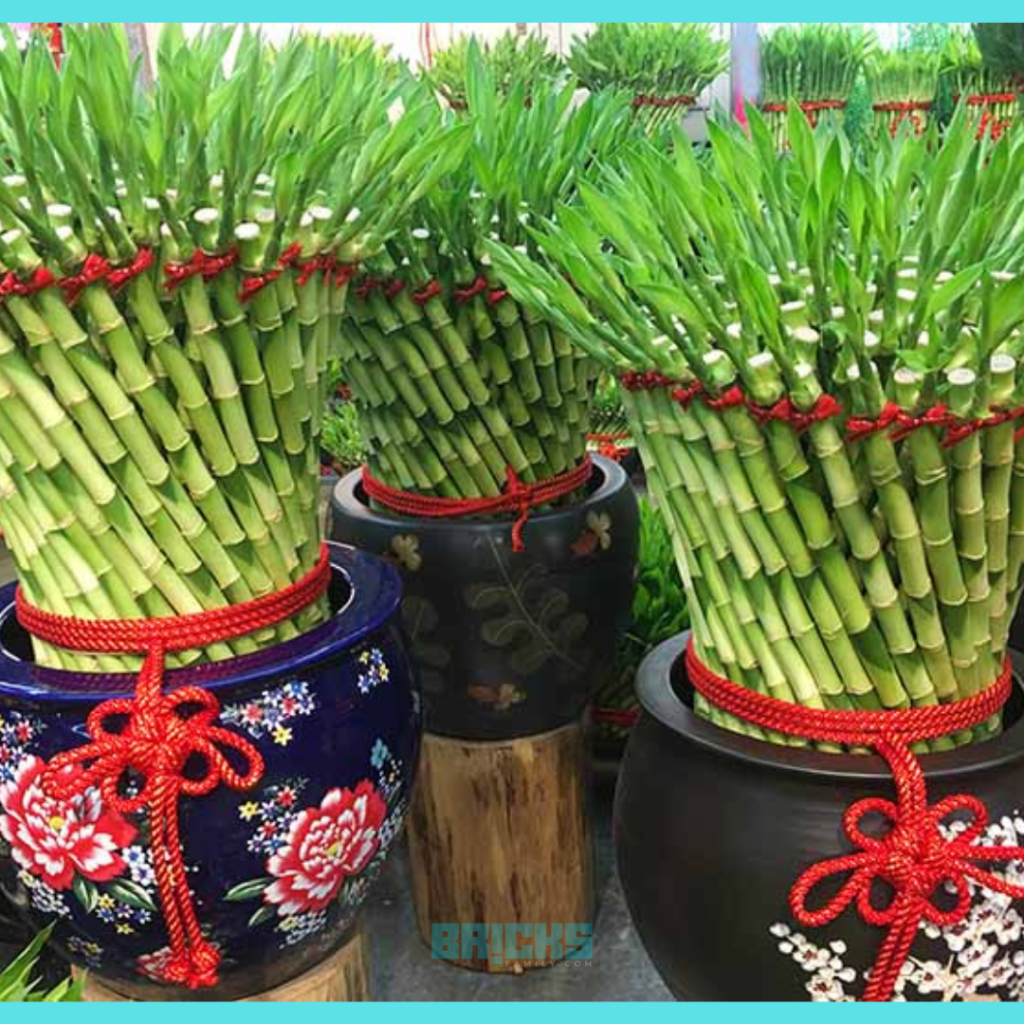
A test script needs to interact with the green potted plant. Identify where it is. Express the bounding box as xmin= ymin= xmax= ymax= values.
xmin=759 ymin=23 xmax=874 ymax=148
xmin=569 ymin=23 xmax=728 ymax=134
xmin=0 ymin=24 xmax=440 ymax=998
xmin=865 ymin=49 xmax=941 ymax=139
xmin=944 ymin=26 xmax=1020 ymax=141
xmin=330 ymin=64 xmax=640 ymax=972
xmin=425 ymin=29 xmax=565 ymax=111
xmin=490 ymin=106 xmax=1024 ymax=1000
xmin=1 ymin=928 xmax=80 ymax=1002
xmin=593 ymin=496 xmax=688 ymax=761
